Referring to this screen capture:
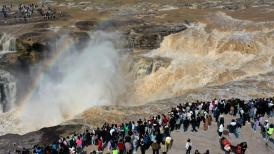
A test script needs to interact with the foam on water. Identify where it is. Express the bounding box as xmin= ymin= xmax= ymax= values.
xmin=132 ymin=20 xmax=274 ymax=103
